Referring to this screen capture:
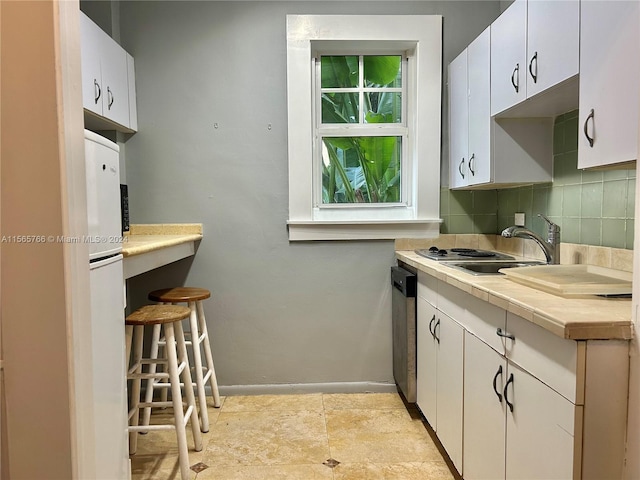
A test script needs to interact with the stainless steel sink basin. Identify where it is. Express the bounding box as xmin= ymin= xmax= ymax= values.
xmin=445 ymin=261 xmax=546 ymax=276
